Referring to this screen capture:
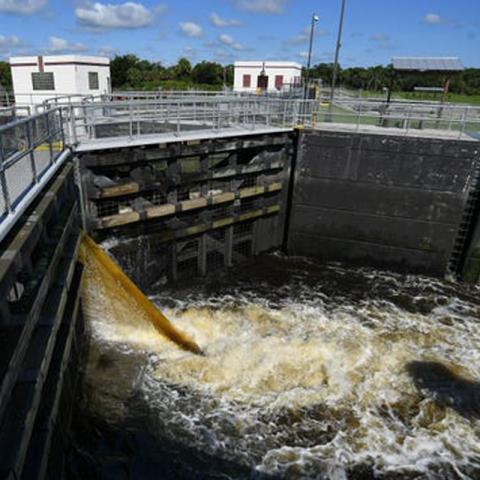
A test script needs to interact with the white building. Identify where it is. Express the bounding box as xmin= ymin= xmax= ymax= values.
xmin=233 ymin=61 xmax=302 ymax=93
xmin=10 ymin=55 xmax=111 ymax=108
